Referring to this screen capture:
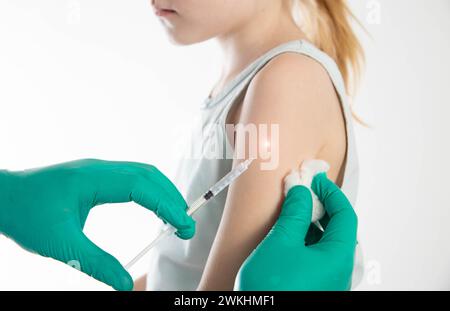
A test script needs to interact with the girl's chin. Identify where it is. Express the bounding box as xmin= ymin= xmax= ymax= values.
xmin=164 ymin=31 xmax=210 ymax=46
